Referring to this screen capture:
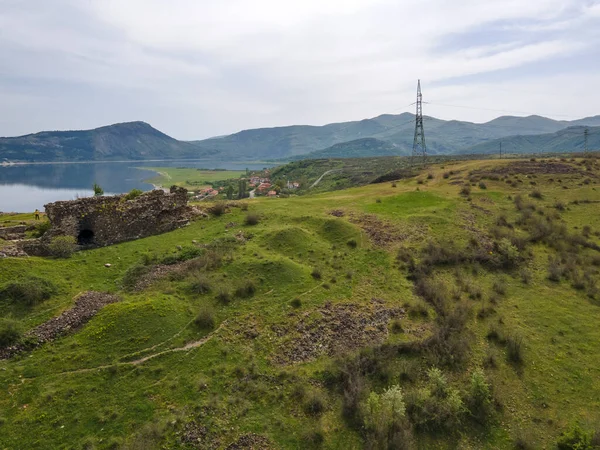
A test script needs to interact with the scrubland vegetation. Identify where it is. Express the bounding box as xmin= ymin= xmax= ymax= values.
xmin=1 ymin=156 xmax=600 ymax=449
